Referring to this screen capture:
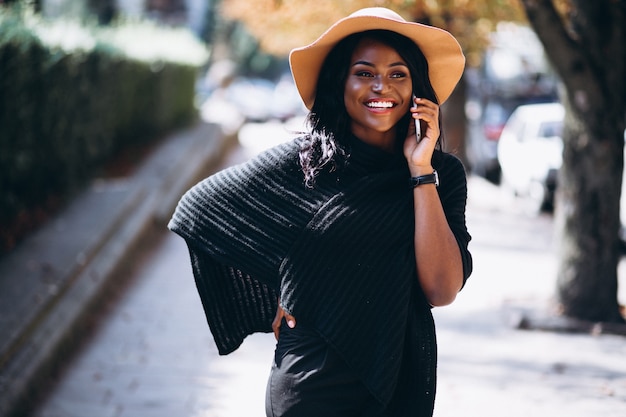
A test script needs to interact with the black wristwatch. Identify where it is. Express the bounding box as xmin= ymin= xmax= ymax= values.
xmin=410 ymin=170 xmax=439 ymax=188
